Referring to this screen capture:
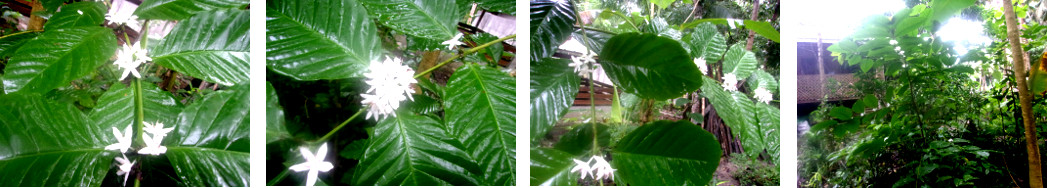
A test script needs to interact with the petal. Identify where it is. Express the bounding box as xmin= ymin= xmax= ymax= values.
xmin=289 ymin=163 xmax=310 ymax=172
xmin=305 ymin=170 xmax=318 ymax=186
xmin=315 ymin=161 xmax=333 ymax=172
xmin=299 ymin=147 xmax=315 ymax=161
xmin=316 ymin=143 xmax=328 ymax=161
